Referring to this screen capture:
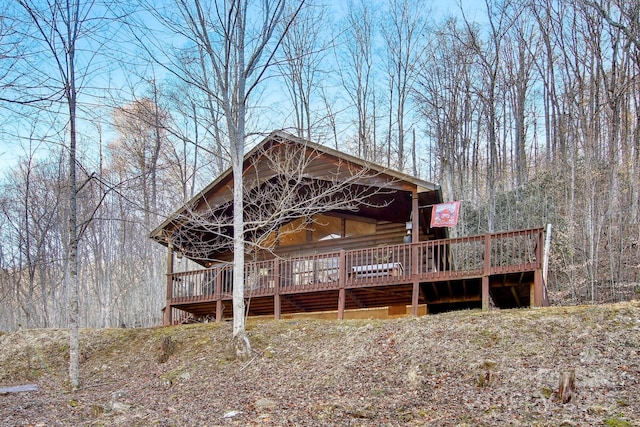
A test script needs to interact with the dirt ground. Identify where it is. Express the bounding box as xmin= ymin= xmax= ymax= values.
xmin=1 ymin=302 xmax=639 ymax=426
